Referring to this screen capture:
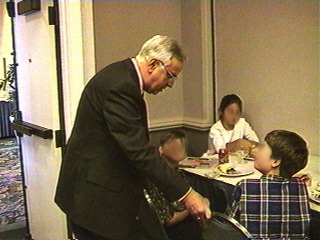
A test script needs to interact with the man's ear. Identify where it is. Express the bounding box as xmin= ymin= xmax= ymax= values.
xmin=271 ymin=158 xmax=281 ymax=167
xmin=148 ymin=59 xmax=159 ymax=72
